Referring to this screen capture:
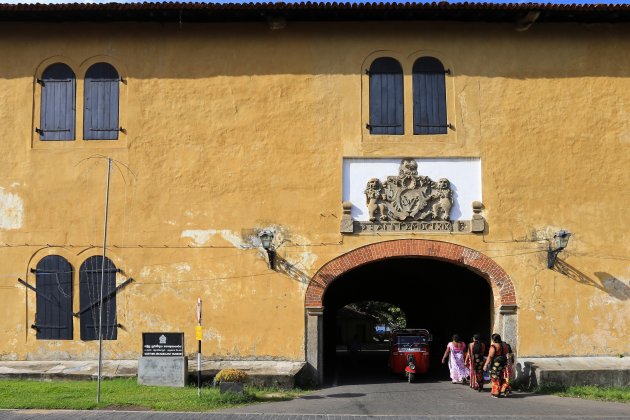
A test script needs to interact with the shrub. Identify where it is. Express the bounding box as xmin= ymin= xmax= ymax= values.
xmin=214 ymin=369 xmax=248 ymax=383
